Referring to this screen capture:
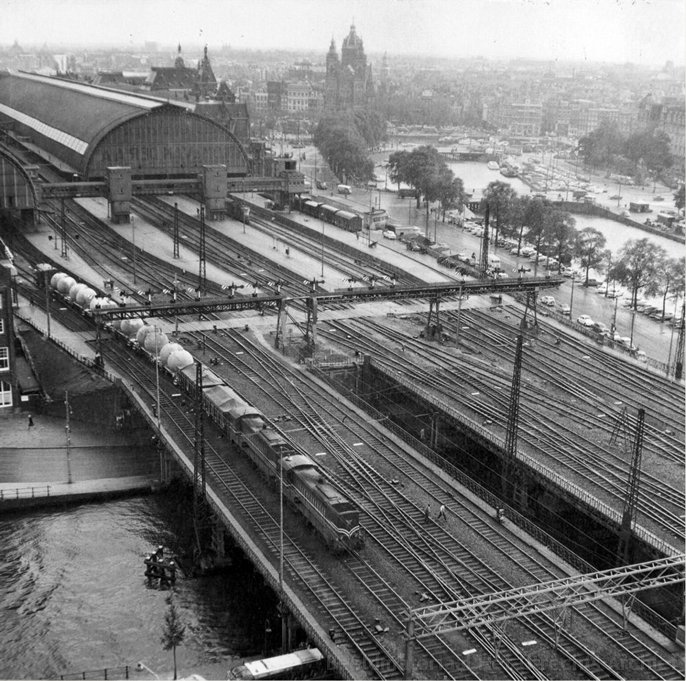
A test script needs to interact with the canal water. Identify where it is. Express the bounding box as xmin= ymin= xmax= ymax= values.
xmin=0 ymin=490 xmax=277 ymax=680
